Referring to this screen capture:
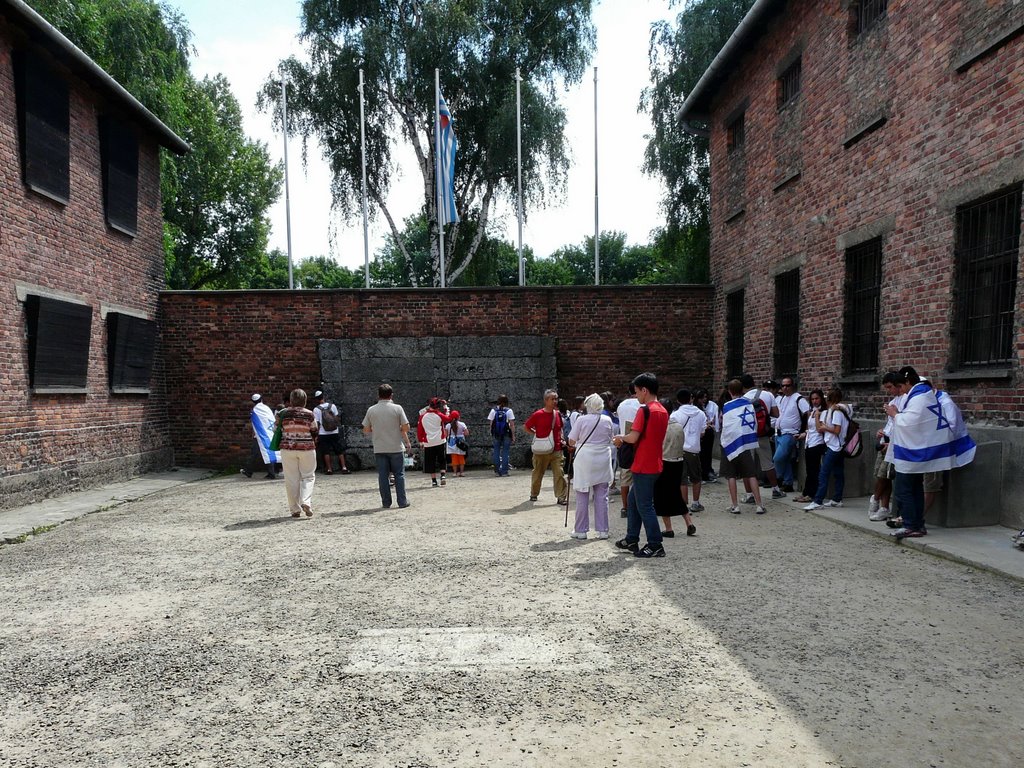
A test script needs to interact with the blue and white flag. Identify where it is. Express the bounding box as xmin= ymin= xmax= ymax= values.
xmin=720 ymin=397 xmax=758 ymax=461
xmin=437 ymin=93 xmax=458 ymax=225
xmin=891 ymin=383 xmax=976 ymax=474
xmin=251 ymin=406 xmax=281 ymax=465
